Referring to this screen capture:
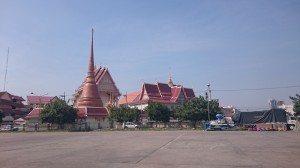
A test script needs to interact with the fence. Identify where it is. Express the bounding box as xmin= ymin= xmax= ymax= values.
xmin=13 ymin=120 xmax=207 ymax=132
xmin=142 ymin=121 xmax=205 ymax=129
